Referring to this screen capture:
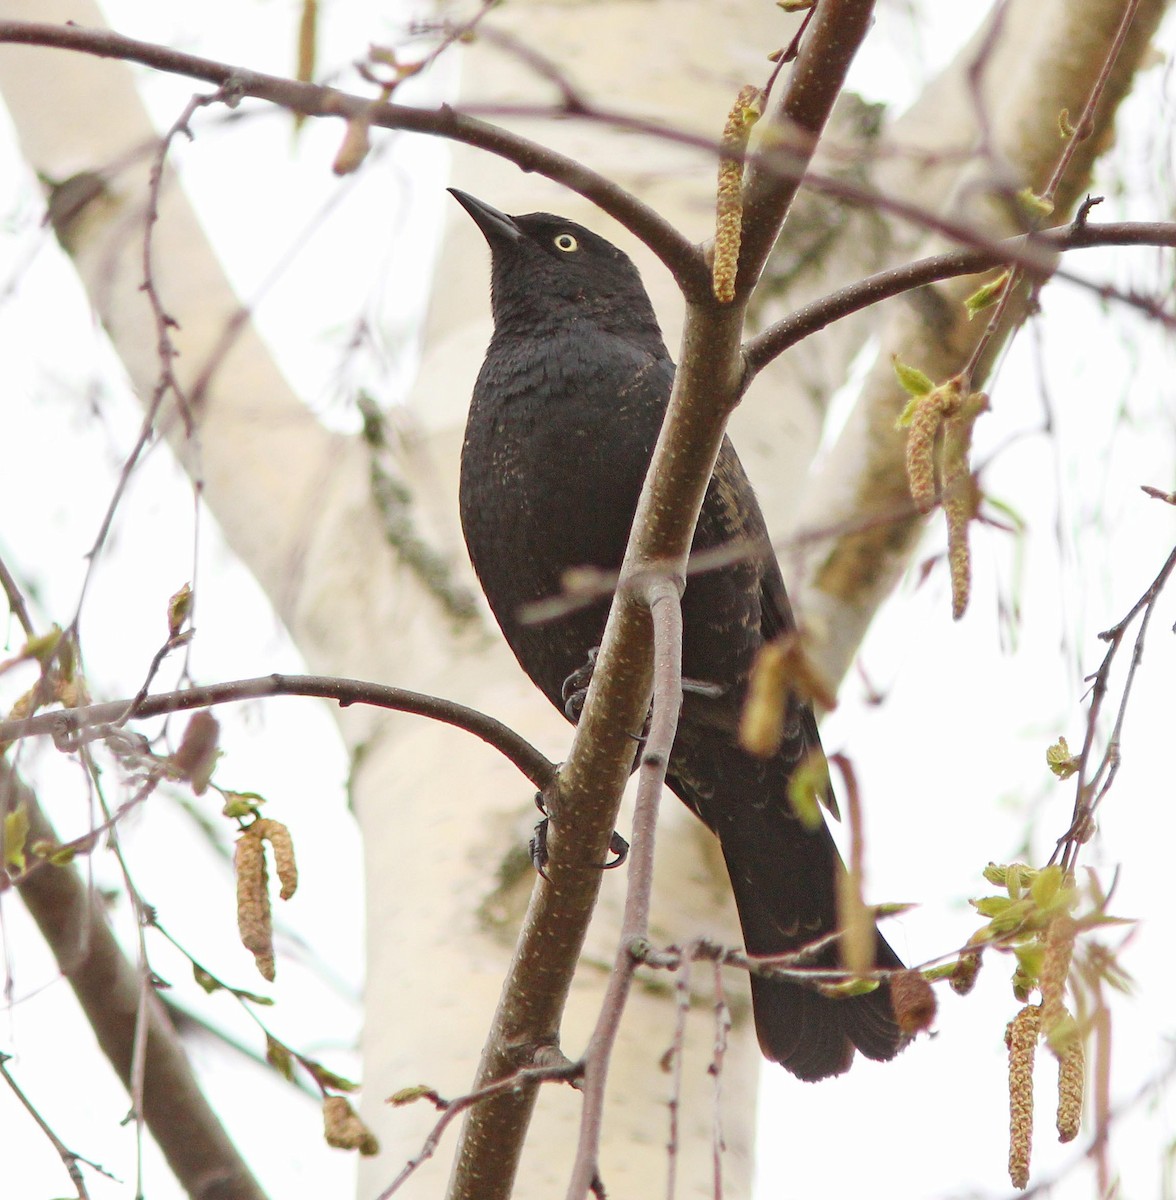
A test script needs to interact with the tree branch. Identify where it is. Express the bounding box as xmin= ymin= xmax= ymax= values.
xmin=741 ymin=220 xmax=1176 ymax=381
xmin=0 ymin=674 xmax=555 ymax=792
xmin=736 ymin=0 xmax=875 ymax=298
xmin=0 ymin=19 xmax=703 ymax=291
xmin=1 ymin=763 xmax=269 ymax=1200
xmin=564 ymin=574 xmax=684 ymax=1200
